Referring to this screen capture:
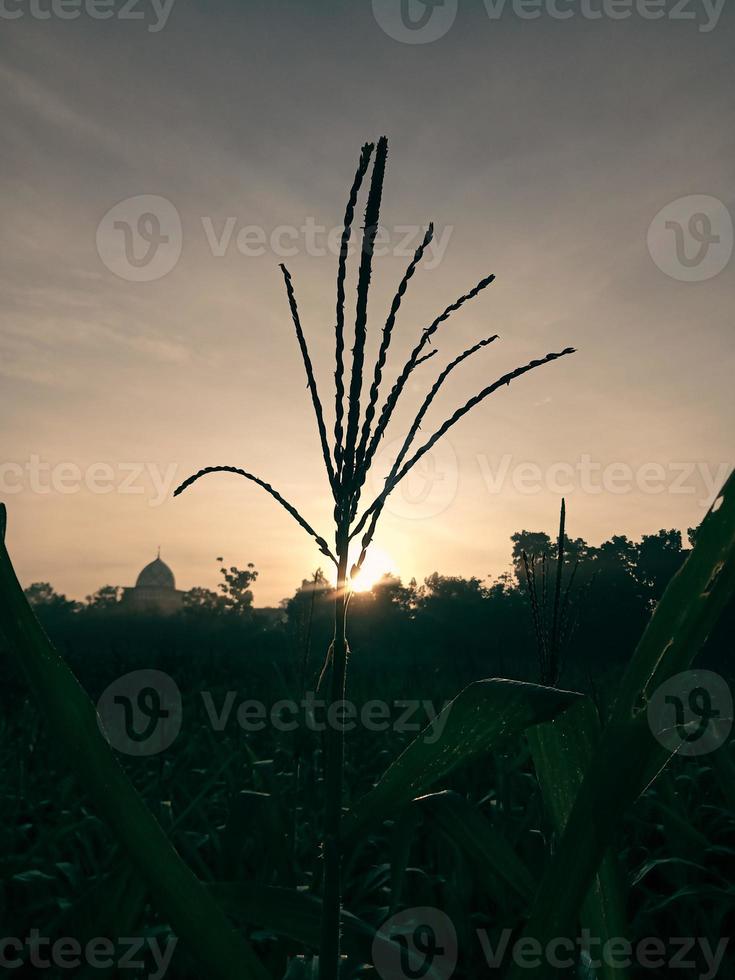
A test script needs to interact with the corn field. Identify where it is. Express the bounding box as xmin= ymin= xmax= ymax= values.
xmin=1 ymin=140 xmax=734 ymax=980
